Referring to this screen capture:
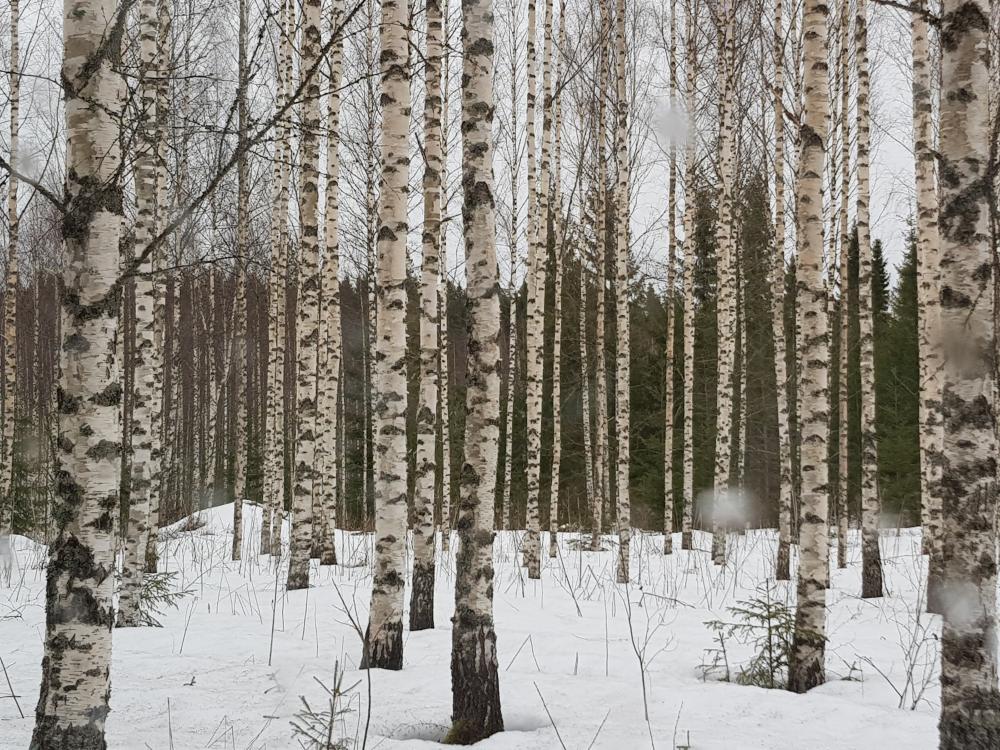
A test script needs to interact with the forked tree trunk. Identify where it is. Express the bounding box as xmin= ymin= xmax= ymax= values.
xmin=287 ymin=0 xmax=323 ymax=591
xmin=449 ymin=0 xmax=504 ymax=732
xmin=410 ymin=0 xmax=444 ymax=629
xmin=787 ymin=0 xmax=831 ymax=694
xmin=936 ymin=0 xmax=1000 ymax=740
xmin=31 ymin=1 xmax=123 ymax=744
xmin=118 ymin=0 xmax=160 ymax=624
xmin=855 ymin=0 xmax=883 ymax=600
xmin=363 ymin=0 xmax=411 ymax=668
xmin=911 ymin=0 xmax=944 ymax=613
